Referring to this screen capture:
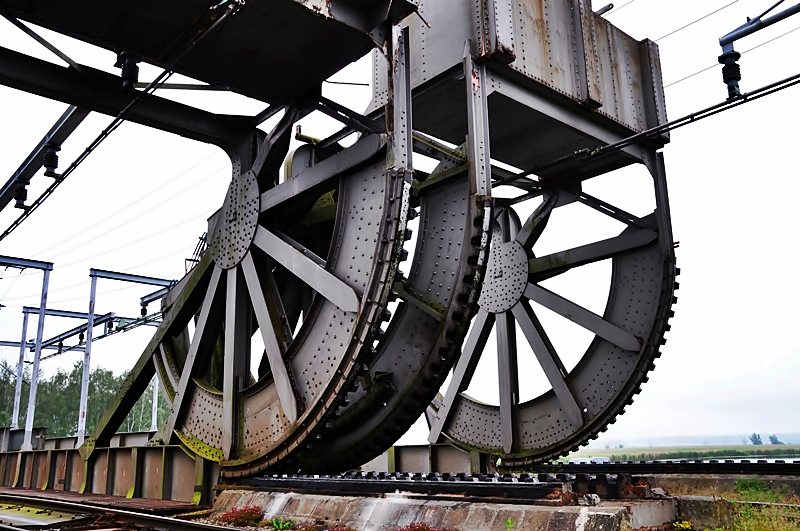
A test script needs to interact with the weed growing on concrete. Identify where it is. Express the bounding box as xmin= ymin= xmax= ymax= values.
xmin=673 ymin=519 xmax=692 ymax=530
xmin=267 ymin=517 xmax=295 ymax=530
xmin=215 ymin=506 xmax=265 ymax=527
xmin=395 ymin=522 xmax=457 ymax=531
xmin=504 ymin=518 xmax=515 ymax=531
